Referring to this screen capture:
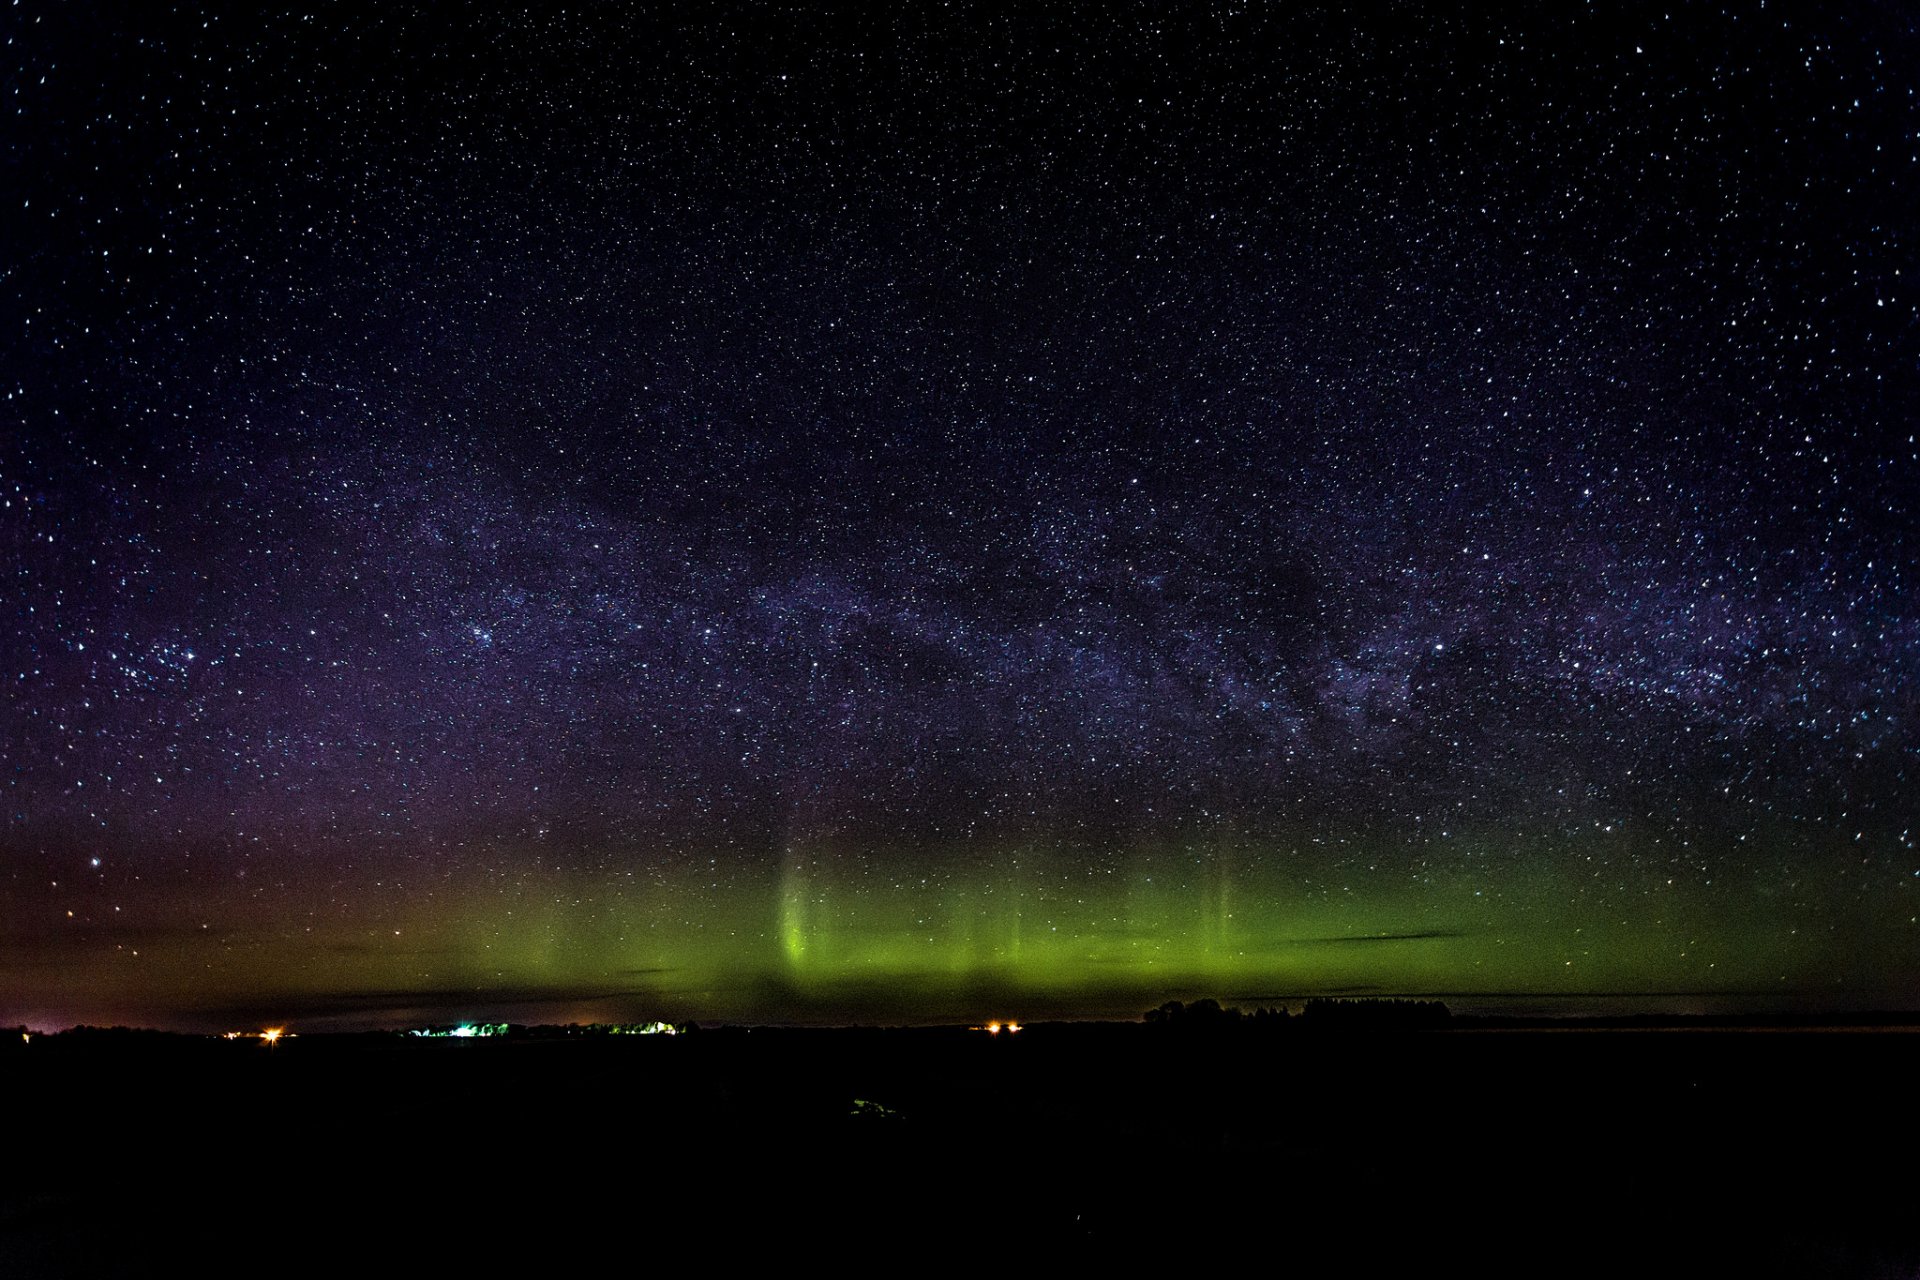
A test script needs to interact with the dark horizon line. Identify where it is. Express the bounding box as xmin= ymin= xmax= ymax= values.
xmin=17 ymin=997 xmax=1920 ymax=1038
xmin=22 ymin=1012 xmax=1920 ymax=1039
